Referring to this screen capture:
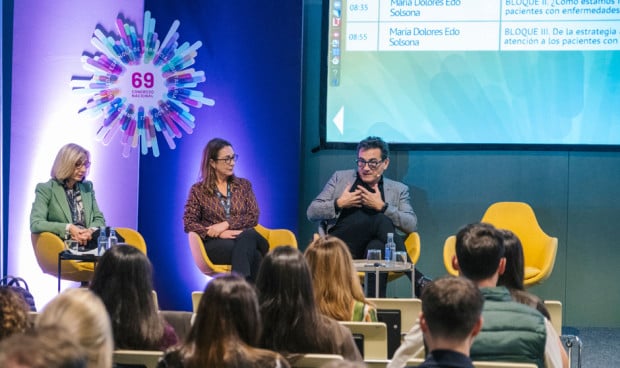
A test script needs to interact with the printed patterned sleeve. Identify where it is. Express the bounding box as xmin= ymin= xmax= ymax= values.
xmin=183 ymin=184 xmax=210 ymax=239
